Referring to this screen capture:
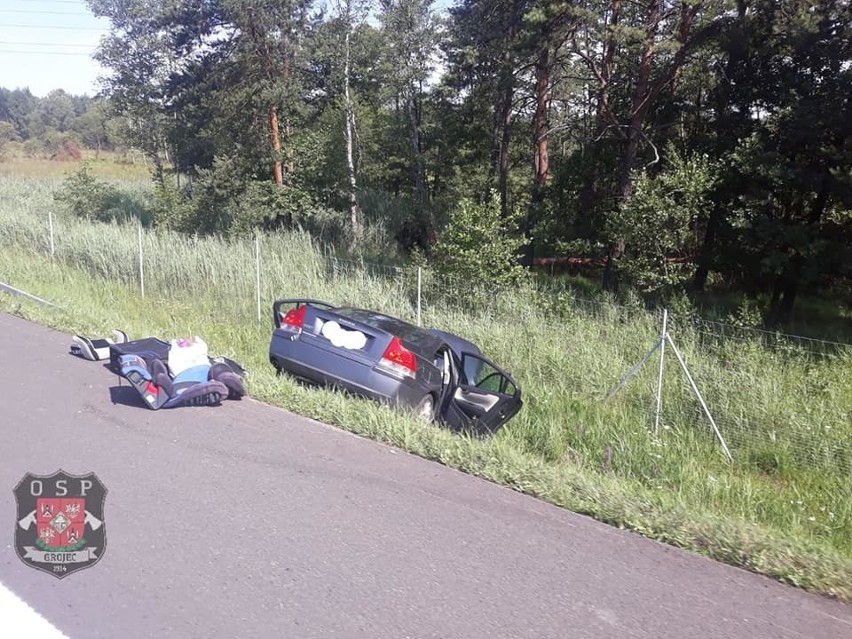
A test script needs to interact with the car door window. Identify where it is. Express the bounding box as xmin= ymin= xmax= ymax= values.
xmin=464 ymin=355 xmax=516 ymax=396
